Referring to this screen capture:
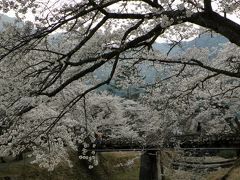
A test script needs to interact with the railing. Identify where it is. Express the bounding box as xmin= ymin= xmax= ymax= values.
xmin=172 ymin=159 xmax=236 ymax=171
xmin=92 ymin=133 xmax=240 ymax=150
